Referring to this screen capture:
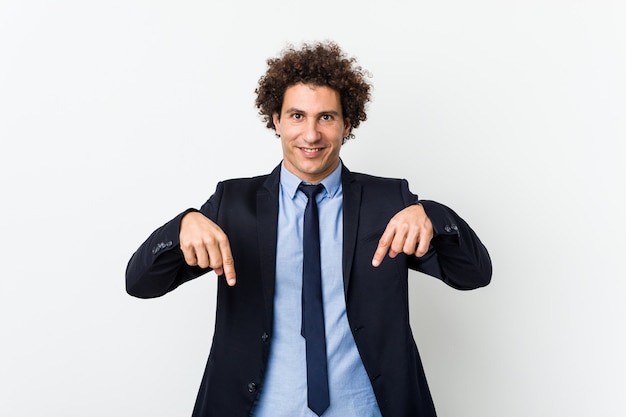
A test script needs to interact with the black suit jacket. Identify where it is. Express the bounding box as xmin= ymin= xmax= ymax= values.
xmin=126 ymin=163 xmax=492 ymax=417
